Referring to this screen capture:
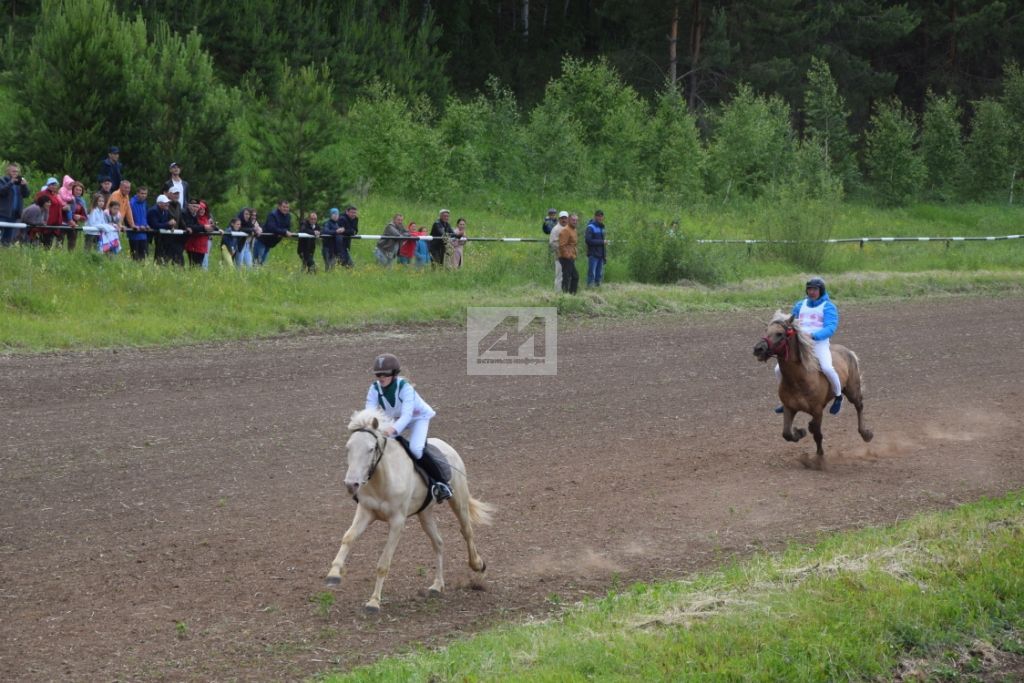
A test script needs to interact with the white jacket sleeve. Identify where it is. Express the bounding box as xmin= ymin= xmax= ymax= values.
xmin=391 ymin=382 xmax=417 ymax=434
